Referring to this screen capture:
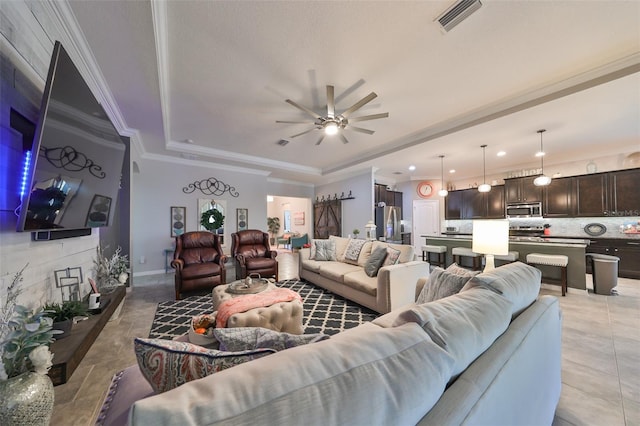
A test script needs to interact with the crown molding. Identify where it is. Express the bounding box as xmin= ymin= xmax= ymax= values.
xmin=141 ymin=152 xmax=271 ymax=176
